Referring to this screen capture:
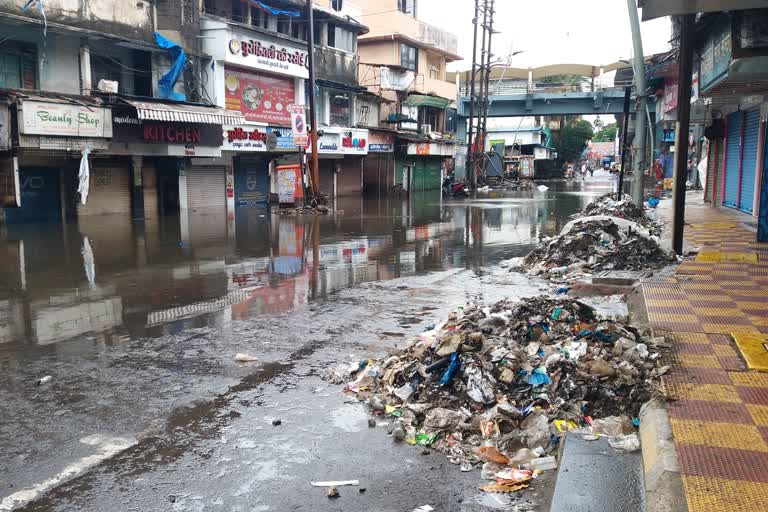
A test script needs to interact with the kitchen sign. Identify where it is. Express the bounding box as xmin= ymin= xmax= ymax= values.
xmin=227 ymin=35 xmax=309 ymax=79
xmin=113 ymin=114 xmax=221 ymax=145
xmin=19 ymin=101 xmax=113 ymax=138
